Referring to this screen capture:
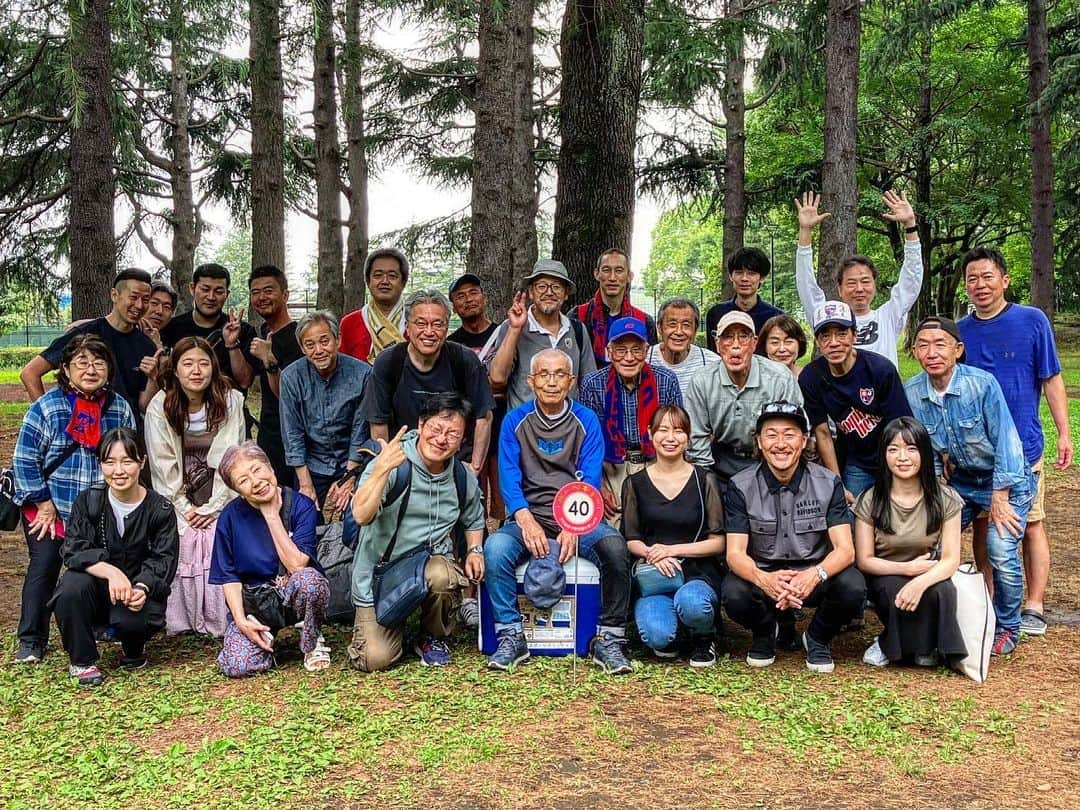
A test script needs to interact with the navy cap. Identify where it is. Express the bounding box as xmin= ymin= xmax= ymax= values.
xmin=449 ymin=273 xmax=483 ymax=296
xmin=523 ymin=540 xmax=566 ymax=610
